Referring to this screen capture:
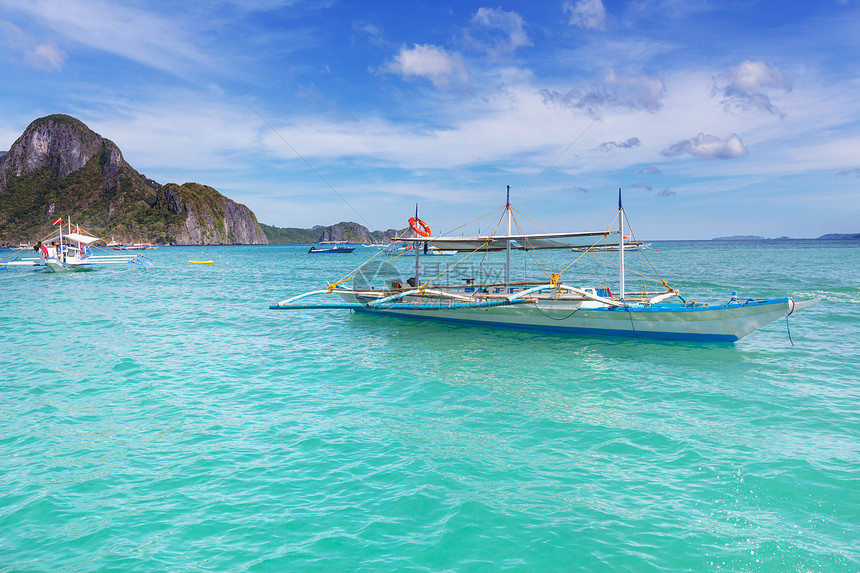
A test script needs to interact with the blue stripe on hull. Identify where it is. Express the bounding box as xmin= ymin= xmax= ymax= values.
xmin=353 ymin=307 xmax=741 ymax=342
